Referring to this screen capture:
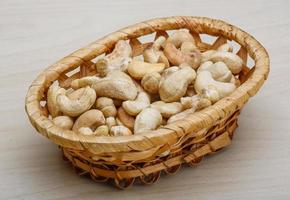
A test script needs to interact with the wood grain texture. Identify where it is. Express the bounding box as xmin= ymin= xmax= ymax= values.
xmin=0 ymin=0 xmax=289 ymax=199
